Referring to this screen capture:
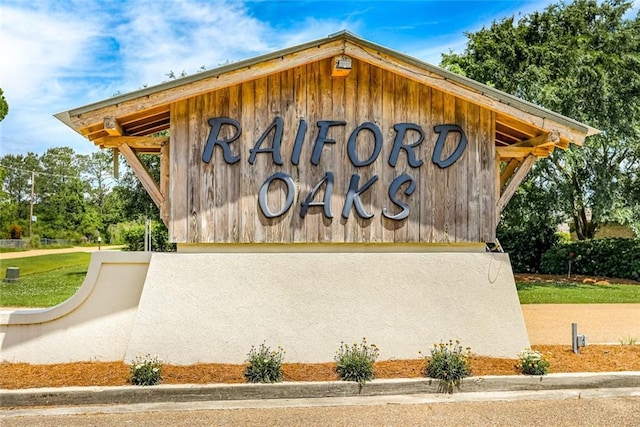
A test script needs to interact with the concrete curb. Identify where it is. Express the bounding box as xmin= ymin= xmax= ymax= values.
xmin=2 ymin=372 xmax=639 ymax=408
